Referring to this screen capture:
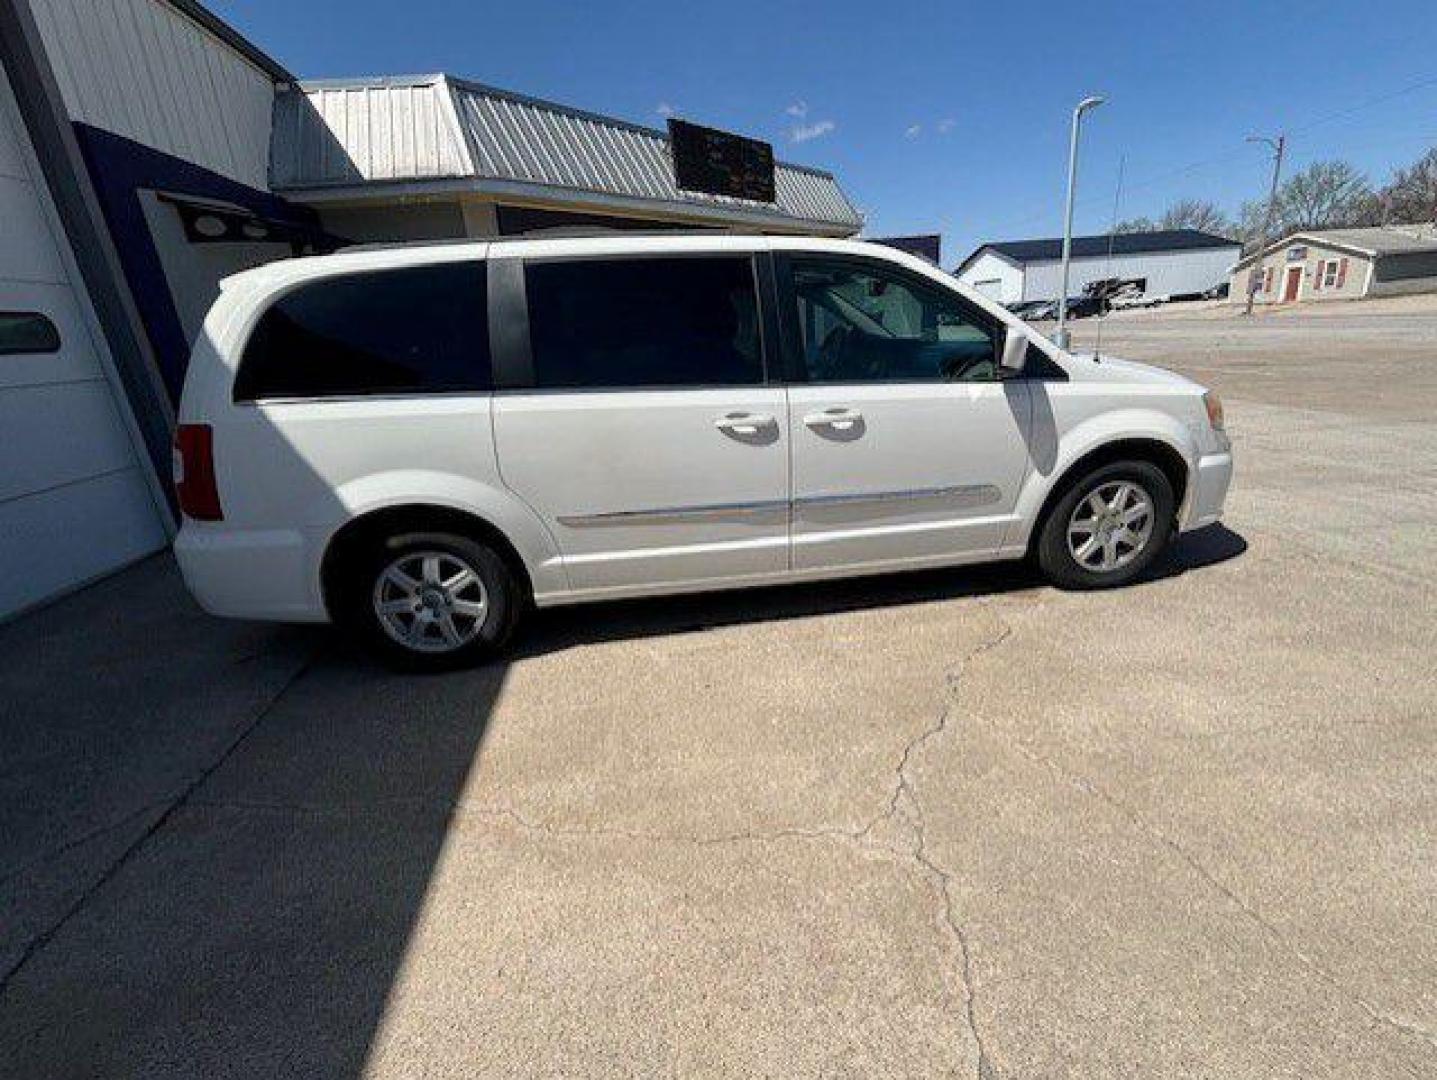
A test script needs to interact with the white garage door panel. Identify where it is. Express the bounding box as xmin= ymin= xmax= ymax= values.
xmin=0 ymin=381 xmax=137 ymax=503
xmin=0 ymin=61 xmax=168 ymax=619
xmin=0 ymin=280 xmax=104 ymax=389
xmin=0 ymin=173 xmax=67 ymax=284
xmin=0 ymin=469 xmax=165 ymax=615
